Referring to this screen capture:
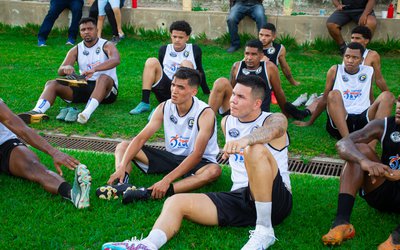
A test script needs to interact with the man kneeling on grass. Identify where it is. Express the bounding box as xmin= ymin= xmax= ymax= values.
xmin=0 ymin=98 xmax=91 ymax=209
xmin=322 ymin=95 xmax=400 ymax=249
xmin=96 ymin=67 xmax=221 ymax=203
xmin=102 ymin=75 xmax=292 ymax=250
